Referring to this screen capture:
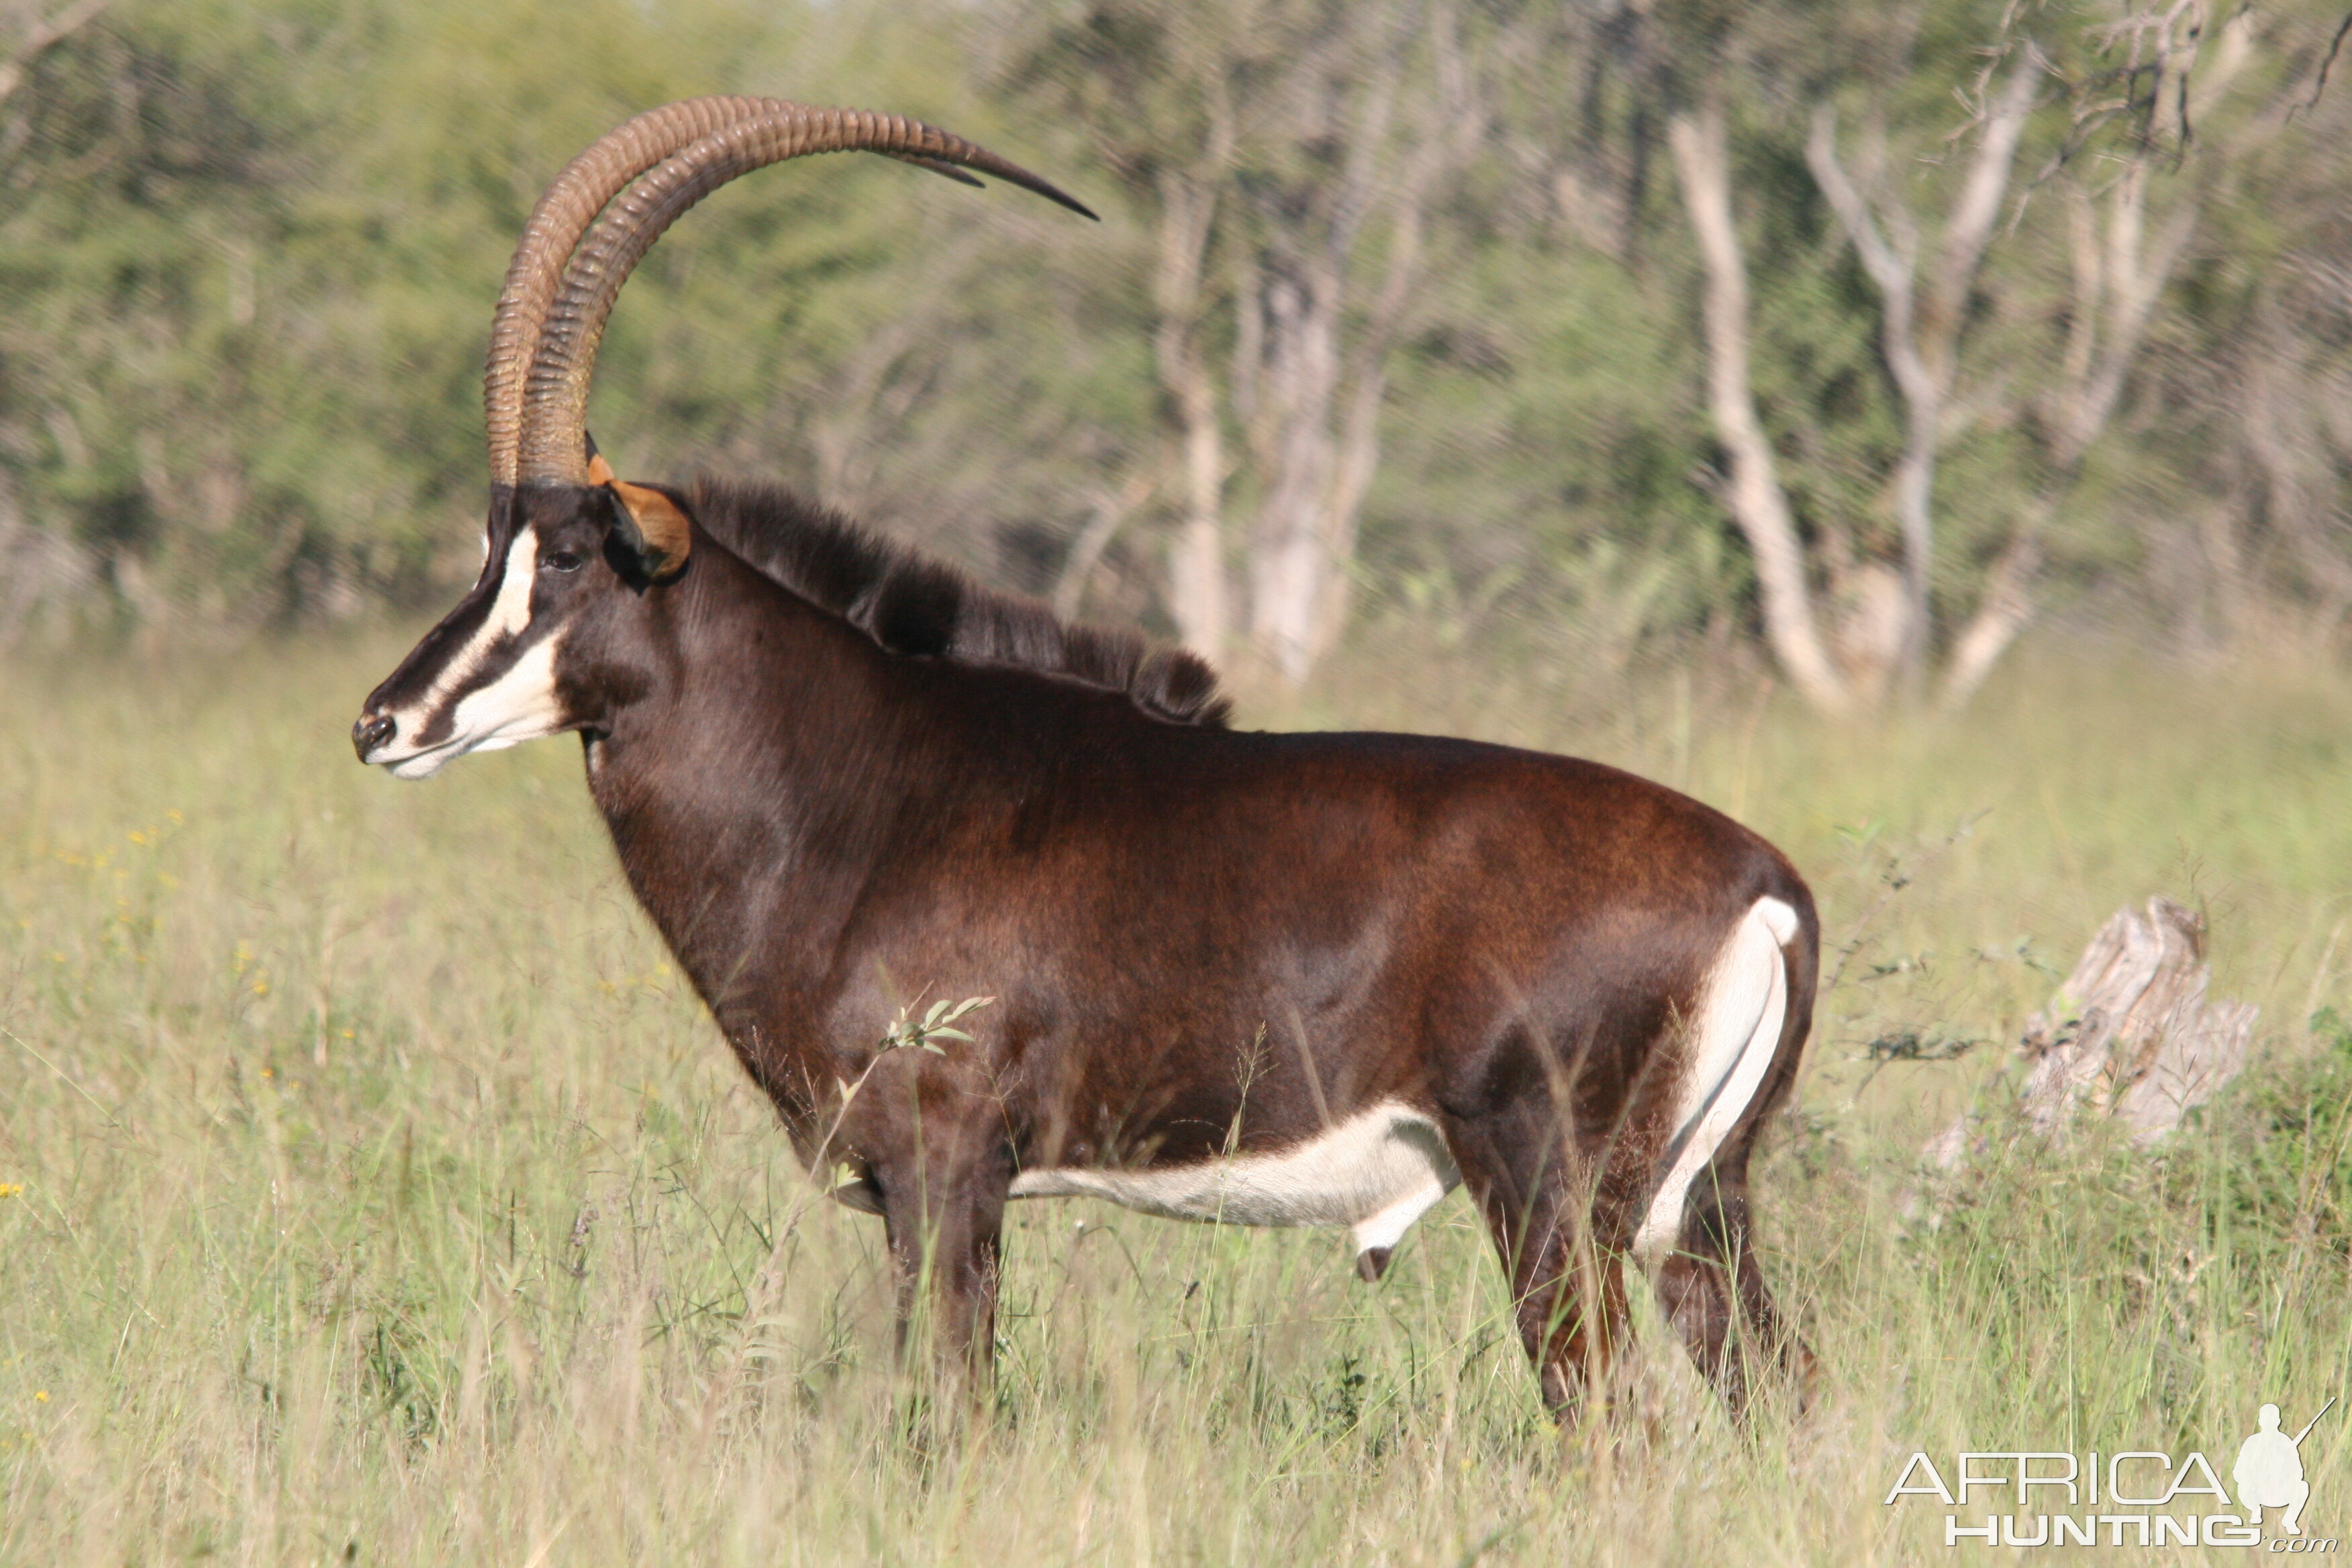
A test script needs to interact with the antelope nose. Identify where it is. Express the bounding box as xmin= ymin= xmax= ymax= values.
xmin=353 ymin=712 xmax=397 ymax=761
